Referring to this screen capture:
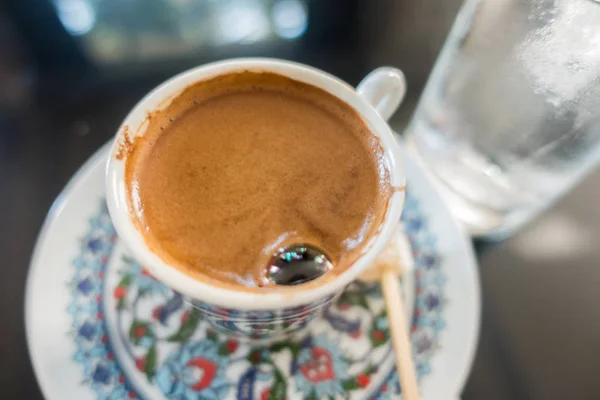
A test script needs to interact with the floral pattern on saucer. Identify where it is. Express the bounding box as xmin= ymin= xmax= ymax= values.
xmin=68 ymin=193 xmax=445 ymax=399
